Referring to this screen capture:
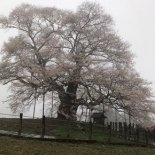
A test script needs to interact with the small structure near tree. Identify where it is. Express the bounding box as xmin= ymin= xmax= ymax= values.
xmin=91 ymin=112 xmax=107 ymax=124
